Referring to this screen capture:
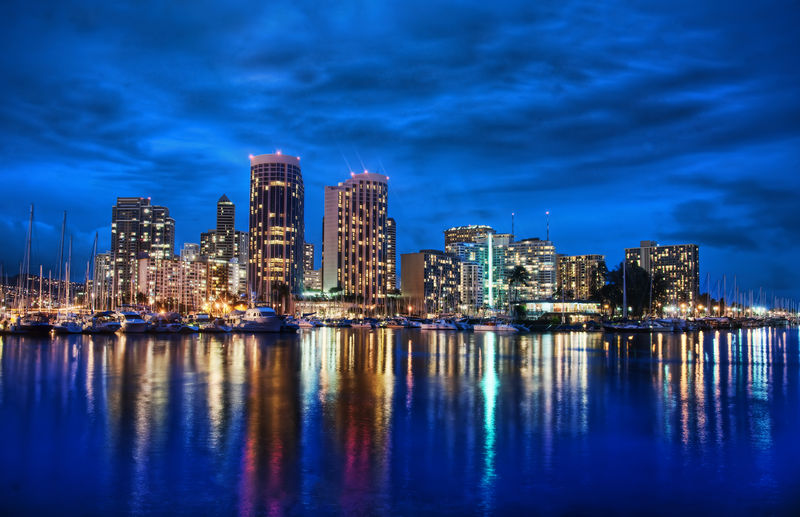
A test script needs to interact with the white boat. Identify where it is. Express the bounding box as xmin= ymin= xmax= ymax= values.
xmin=473 ymin=320 xmax=519 ymax=332
xmin=234 ymin=307 xmax=283 ymax=333
xmin=199 ymin=318 xmax=232 ymax=333
xmin=419 ymin=319 xmax=457 ymax=330
xmin=84 ymin=311 xmax=121 ymax=334
xmin=296 ymin=318 xmax=323 ymax=328
xmin=117 ymin=311 xmax=149 ymax=333
xmin=52 ymin=313 xmax=83 ymax=334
